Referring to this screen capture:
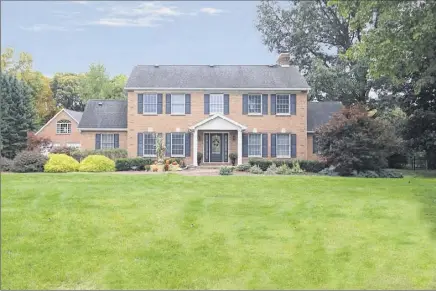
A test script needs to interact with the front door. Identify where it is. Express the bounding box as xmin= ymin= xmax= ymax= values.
xmin=210 ymin=133 xmax=222 ymax=162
